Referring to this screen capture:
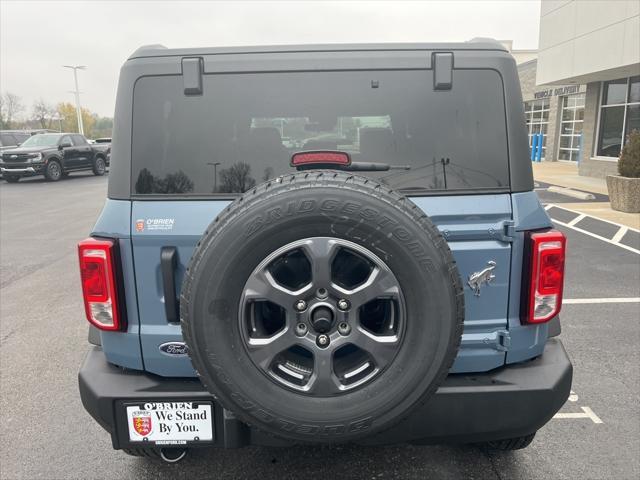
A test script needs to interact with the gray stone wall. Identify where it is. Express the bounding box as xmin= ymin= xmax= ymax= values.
xmin=578 ymin=82 xmax=619 ymax=178
xmin=518 ymin=61 xmax=537 ymax=97
xmin=546 ymin=95 xmax=560 ymax=162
